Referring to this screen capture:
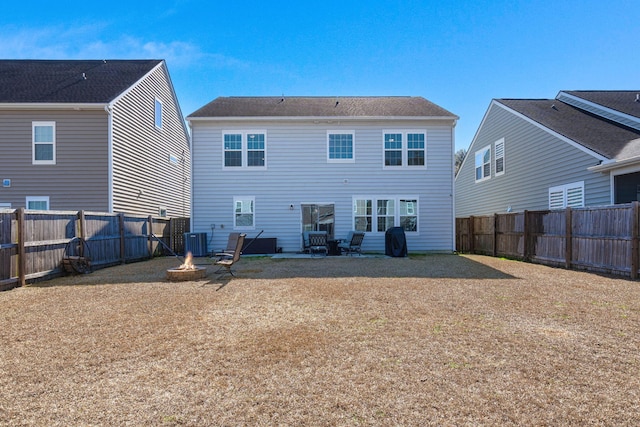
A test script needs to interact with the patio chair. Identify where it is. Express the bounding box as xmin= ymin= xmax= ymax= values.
xmin=338 ymin=231 xmax=365 ymax=256
xmin=214 ymin=233 xmax=246 ymax=276
xmin=213 ymin=232 xmax=241 ymax=260
xmin=307 ymin=231 xmax=328 ymax=256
